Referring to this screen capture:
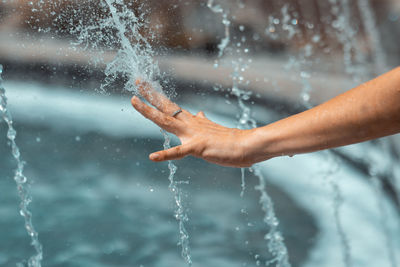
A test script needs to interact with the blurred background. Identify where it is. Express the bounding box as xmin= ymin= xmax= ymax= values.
xmin=0 ymin=0 xmax=400 ymax=267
